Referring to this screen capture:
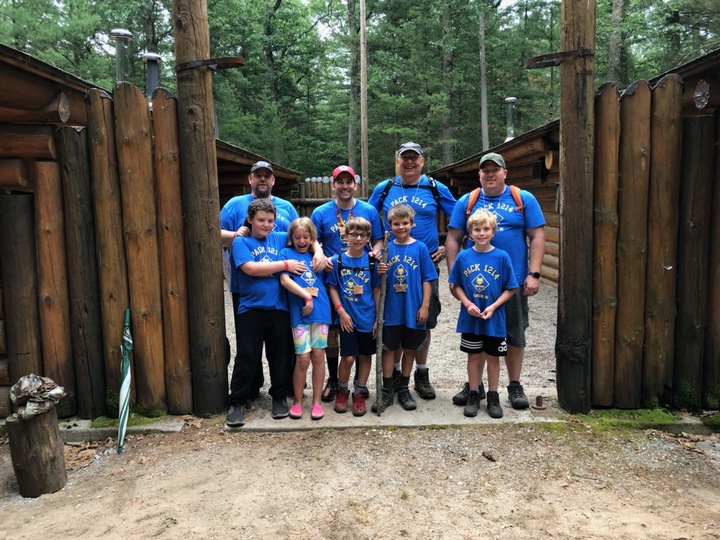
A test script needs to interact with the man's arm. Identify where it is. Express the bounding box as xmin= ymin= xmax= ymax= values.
xmin=524 ymin=225 xmax=545 ymax=295
xmin=445 ymin=227 xmax=464 ymax=274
